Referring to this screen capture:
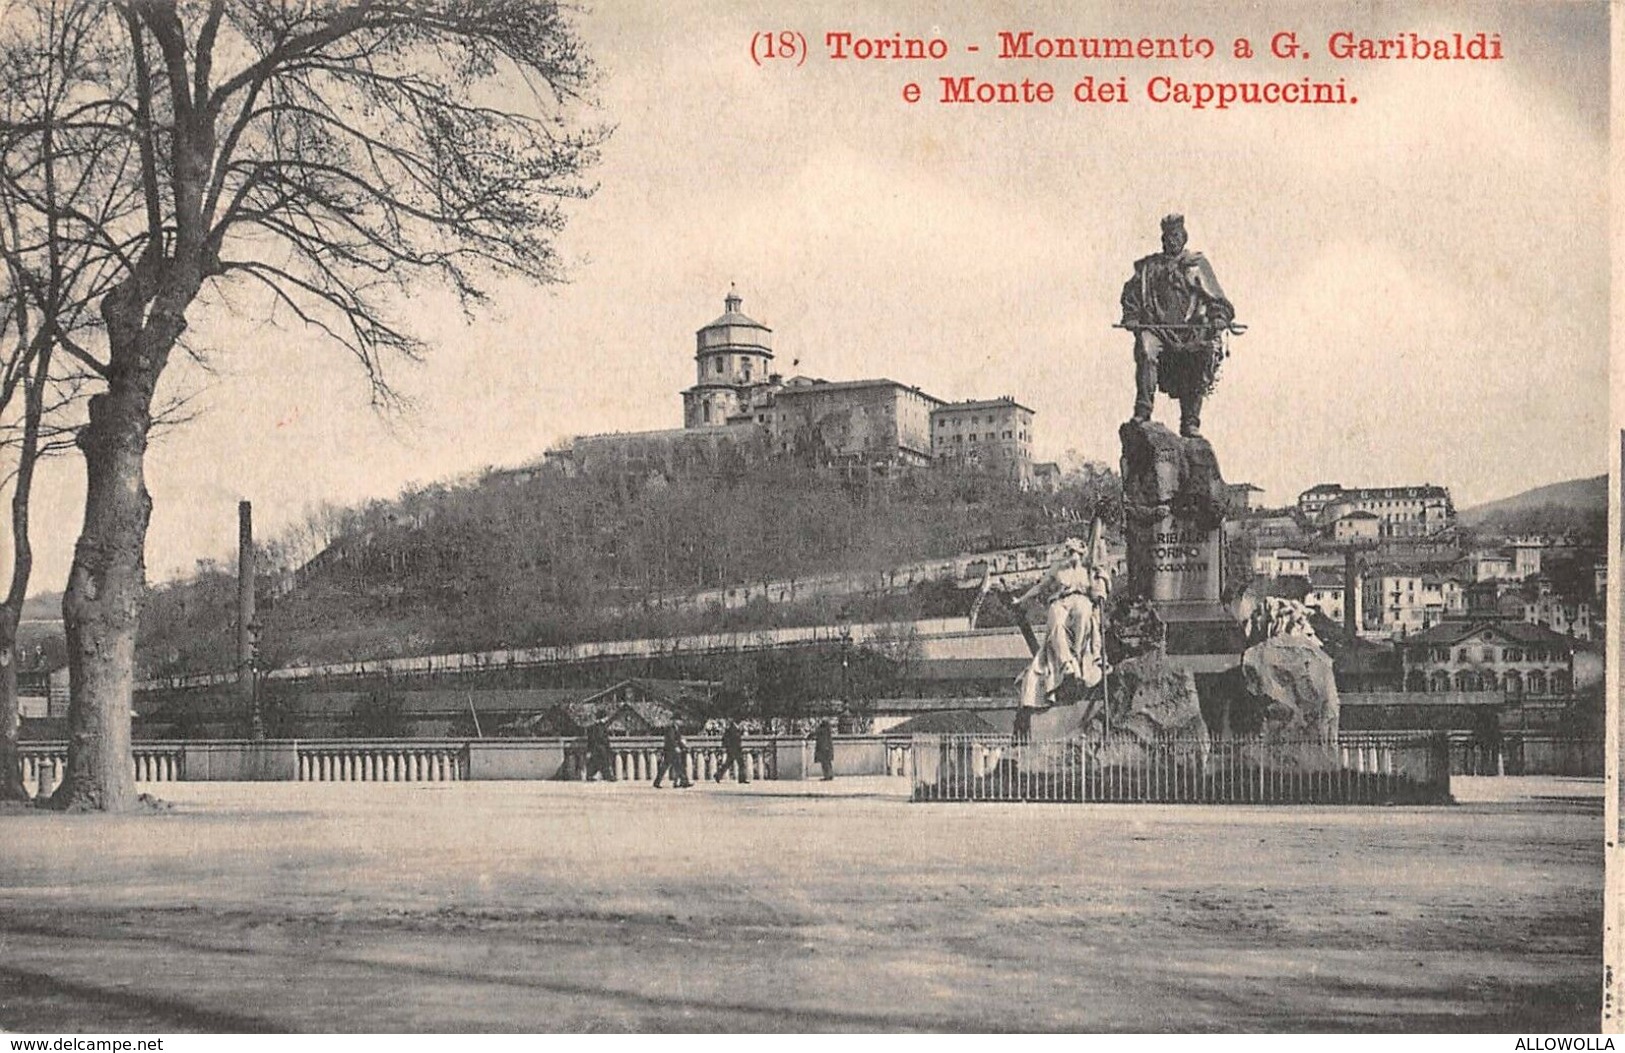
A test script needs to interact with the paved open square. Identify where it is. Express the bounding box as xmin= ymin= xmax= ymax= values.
xmin=0 ymin=777 xmax=1602 ymax=1032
